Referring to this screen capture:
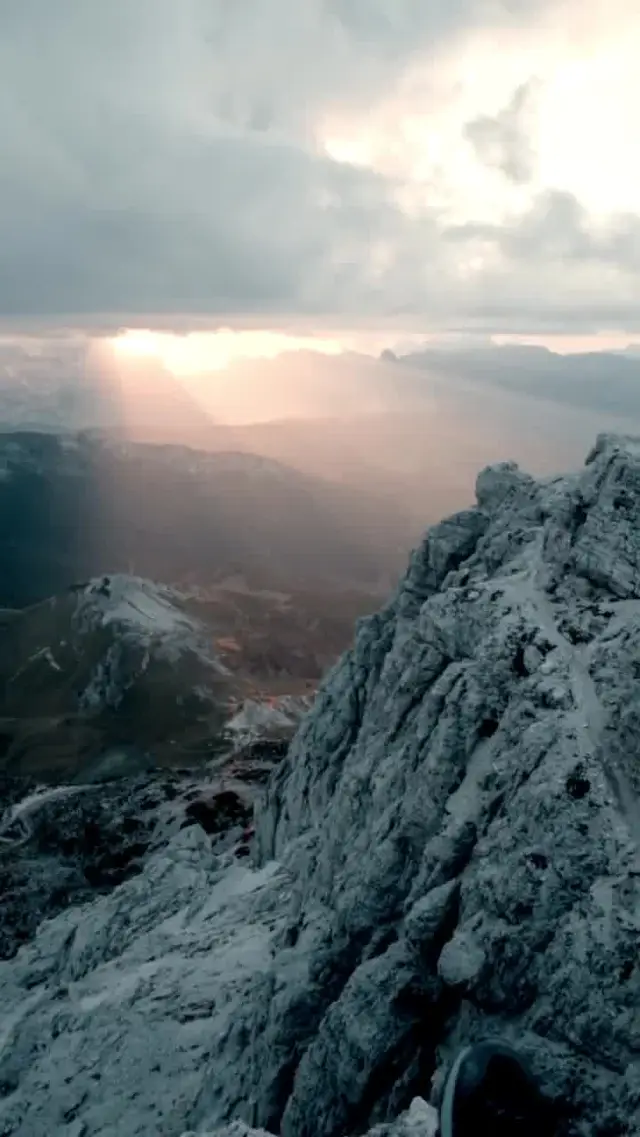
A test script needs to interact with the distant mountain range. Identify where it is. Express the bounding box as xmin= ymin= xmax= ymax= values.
xmin=4 ymin=338 xmax=640 ymax=515
xmin=0 ymin=431 xmax=412 ymax=609
xmin=391 ymin=340 xmax=640 ymax=419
